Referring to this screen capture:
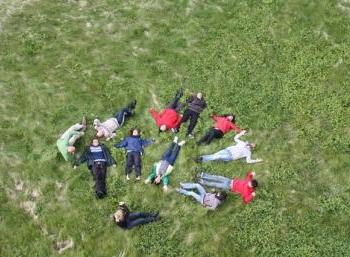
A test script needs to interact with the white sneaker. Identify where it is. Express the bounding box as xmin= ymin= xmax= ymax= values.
xmin=126 ymin=175 xmax=130 ymax=181
xmin=173 ymin=136 xmax=179 ymax=143
xmin=187 ymin=134 xmax=194 ymax=139
xmin=136 ymin=176 xmax=141 ymax=181
xmin=178 ymin=140 xmax=186 ymax=146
